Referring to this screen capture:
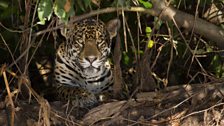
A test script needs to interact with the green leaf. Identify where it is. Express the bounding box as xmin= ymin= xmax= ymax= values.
xmin=83 ymin=0 xmax=91 ymax=9
xmin=66 ymin=0 xmax=75 ymax=18
xmin=0 ymin=1 xmax=8 ymax=8
xmin=54 ymin=0 xmax=74 ymax=22
xmin=54 ymin=0 xmax=67 ymax=21
xmin=77 ymin=0 xmax=85 ymax=11
xmin=205 ymin=43 xmax=213 ymax=52
xmin=37 ymin=0 xmax=53 ymax=25
xmin=147 ymin=40 xmax=154 ymax=49
xmin=122 ymin=52 xmax=130 ymax=65
xmin=145 ymin=26 xmax=152 ymax=38
xmin=138 ymin=0 xmax=152 ymax=9
xmin=210 ymin=54 xmax=222 ymax=77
